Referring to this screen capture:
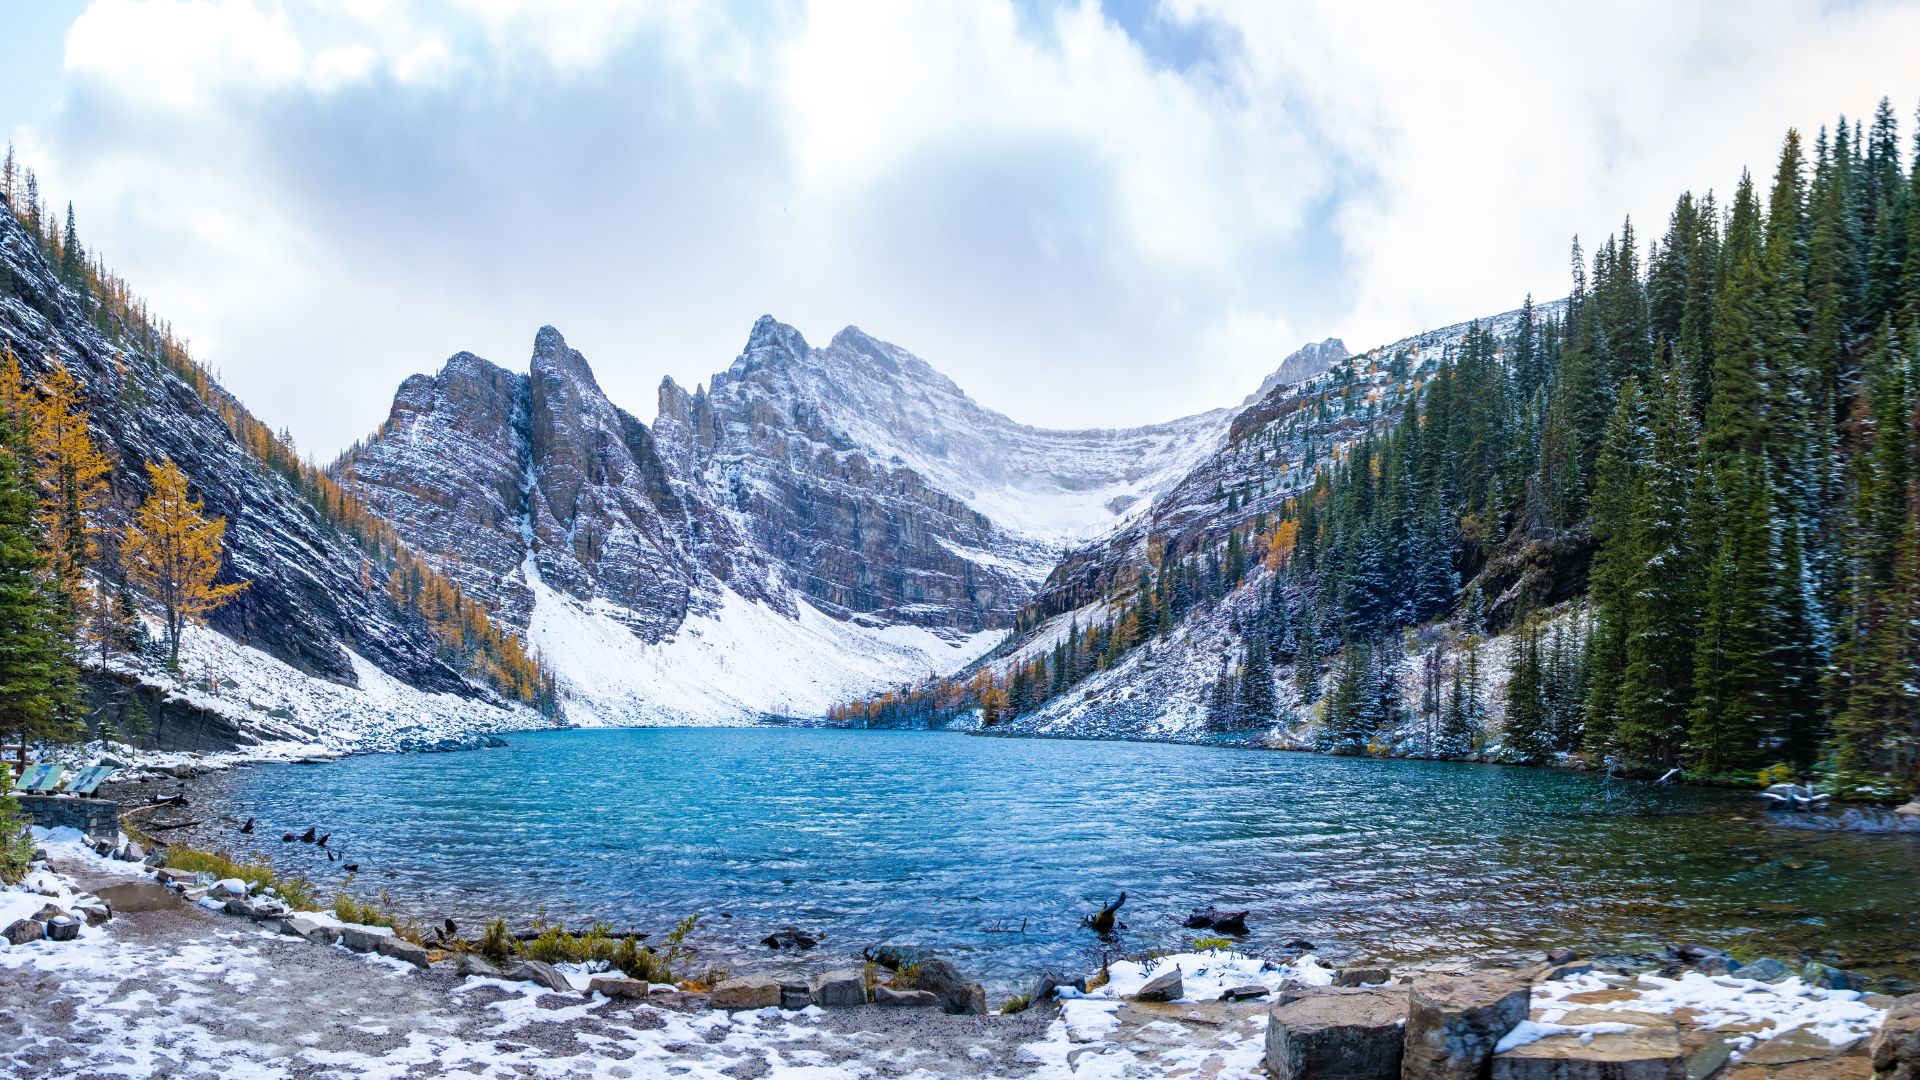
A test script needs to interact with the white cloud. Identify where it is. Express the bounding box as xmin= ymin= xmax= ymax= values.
xmin=17 ymin=0 xmax=1920 ymax=459
xmin=64 ymin=0 xmax=308 ymax=107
